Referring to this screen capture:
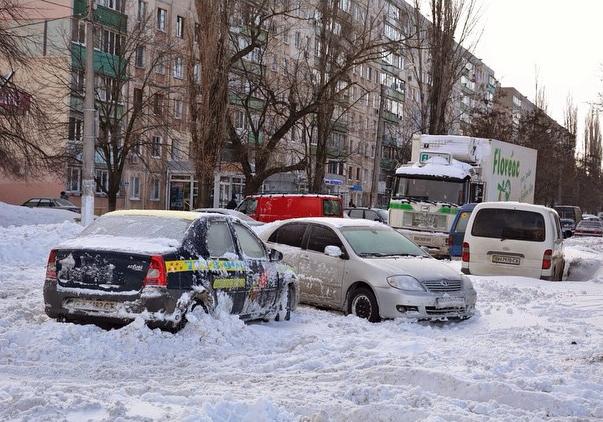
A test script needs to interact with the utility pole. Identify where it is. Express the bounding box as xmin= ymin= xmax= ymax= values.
xmin=81 ymin=0 xmax=96 ymax=226
xmin=370 ymin=84 xmax=386 ymax=207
